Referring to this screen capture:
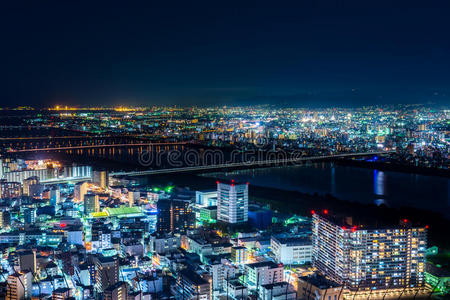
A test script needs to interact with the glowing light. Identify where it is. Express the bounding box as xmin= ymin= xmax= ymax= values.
xmin=403 ymin=219 xmax=408 ymax=223
xmin=323 ymin=209 xmax=328 ymax=214
xmin=311 ymin=210 xmax=315 ymax=215
xmin=425 ymin=225 xmax=429 ymax=229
